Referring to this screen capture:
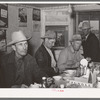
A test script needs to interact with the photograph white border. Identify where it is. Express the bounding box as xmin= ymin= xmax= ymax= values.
xmin=0 ymin=1 xmax=100 ymax=98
